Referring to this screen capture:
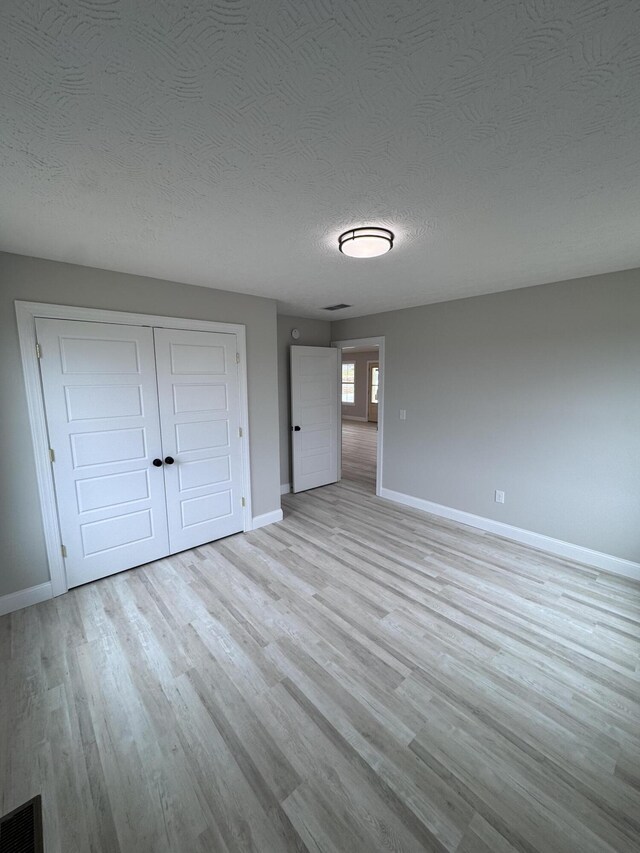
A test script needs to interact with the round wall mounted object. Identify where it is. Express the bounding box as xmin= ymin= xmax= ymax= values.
xmin=338 ymin=226 xmax=394 ymax=258
xmin=291 ymin=328 xmax=300 ymax=340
